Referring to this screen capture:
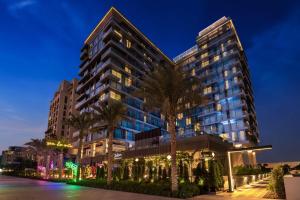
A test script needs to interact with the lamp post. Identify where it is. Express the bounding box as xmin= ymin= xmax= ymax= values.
xmin=226 ymin=145 xmax=272 ymax=192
